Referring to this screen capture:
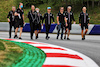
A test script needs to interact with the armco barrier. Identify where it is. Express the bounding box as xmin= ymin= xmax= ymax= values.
xmin=0 ymin=22 xmax=100 ymax=35
xmin=23 ymin=23 xmax=57 ymax=33
xmin=89 ymin=25 xmax=100 ymax=35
